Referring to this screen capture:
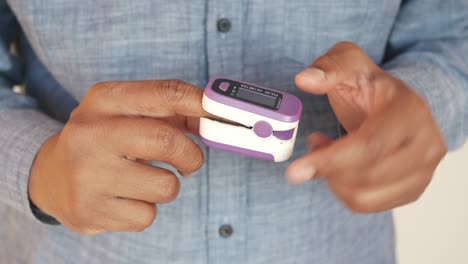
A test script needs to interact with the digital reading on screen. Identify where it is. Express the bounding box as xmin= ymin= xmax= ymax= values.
xmin=235 ymin=87 xmax=277 ymax=108
xmin=212 ymin=79 xmax=283 ymax=110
